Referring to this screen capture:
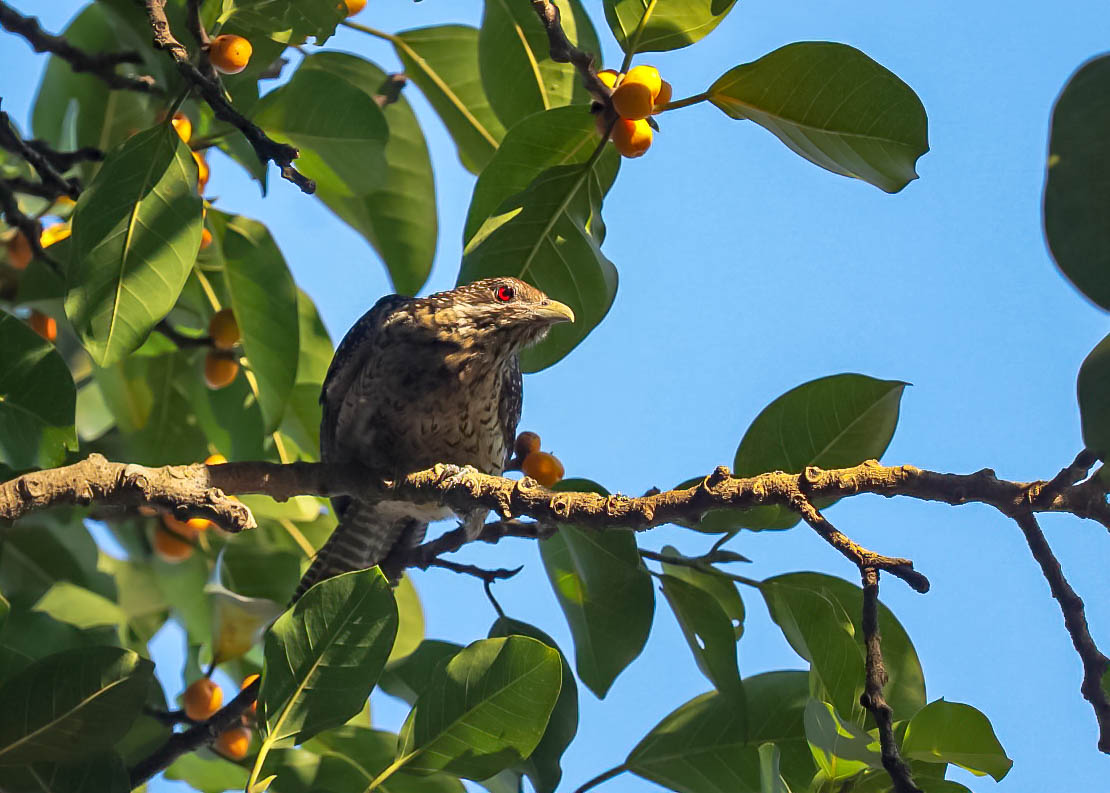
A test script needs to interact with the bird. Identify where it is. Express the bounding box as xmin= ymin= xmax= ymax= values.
xmin=291 ymin=277 xmax=575 ymax=602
